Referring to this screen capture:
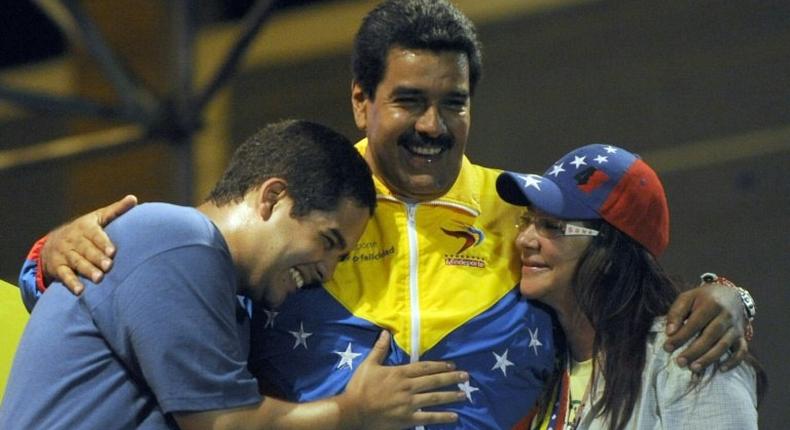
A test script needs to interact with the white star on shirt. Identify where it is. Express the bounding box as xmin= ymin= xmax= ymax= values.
xmin=528 ymin=327 xmax=543 ymax=356
xmin=570 ymin=155 xmax=587 ymax=168
xmin=289 ymin=322 xmax=312 ymax=350
xmin=491 ymin=349 xmax=515 ymax=377
xmin=521 ymin=174 xmax=542 ymax=191
xmin=603 ymin=145 xmax=618 ymax=154
xmin=458 ymin=380 xmax=480 ymax=403
xmin=547 ymin=163 xmax=565 ymax=177
xmin=263 ymin=309 xmax=279 ymax=329
xmin=593 ymin=155 xmax=609 ymax=164
xmin=333 ymin=343 xmax=362 ymax=370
